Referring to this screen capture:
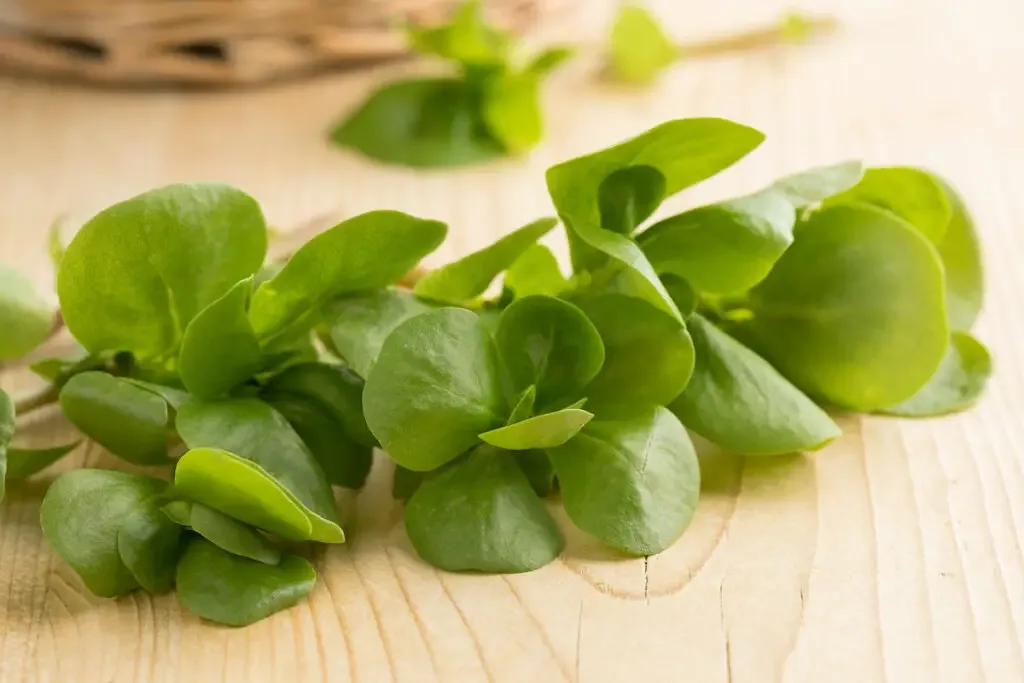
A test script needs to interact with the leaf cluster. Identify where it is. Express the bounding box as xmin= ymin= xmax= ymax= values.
xmin=0 ymin=117 xmax=988 ymax=627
